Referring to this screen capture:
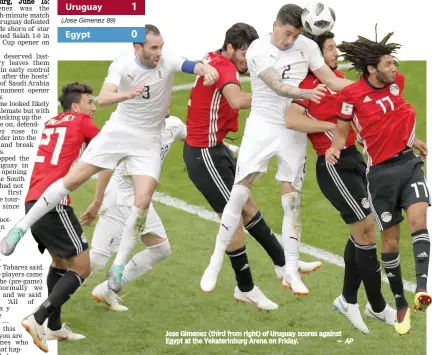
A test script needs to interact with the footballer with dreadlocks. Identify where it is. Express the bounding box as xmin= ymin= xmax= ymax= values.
xmin=326 ymin=29 xmax=431 ymax=336
xmin=285 ymin=31 xmax=396 ymax=335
